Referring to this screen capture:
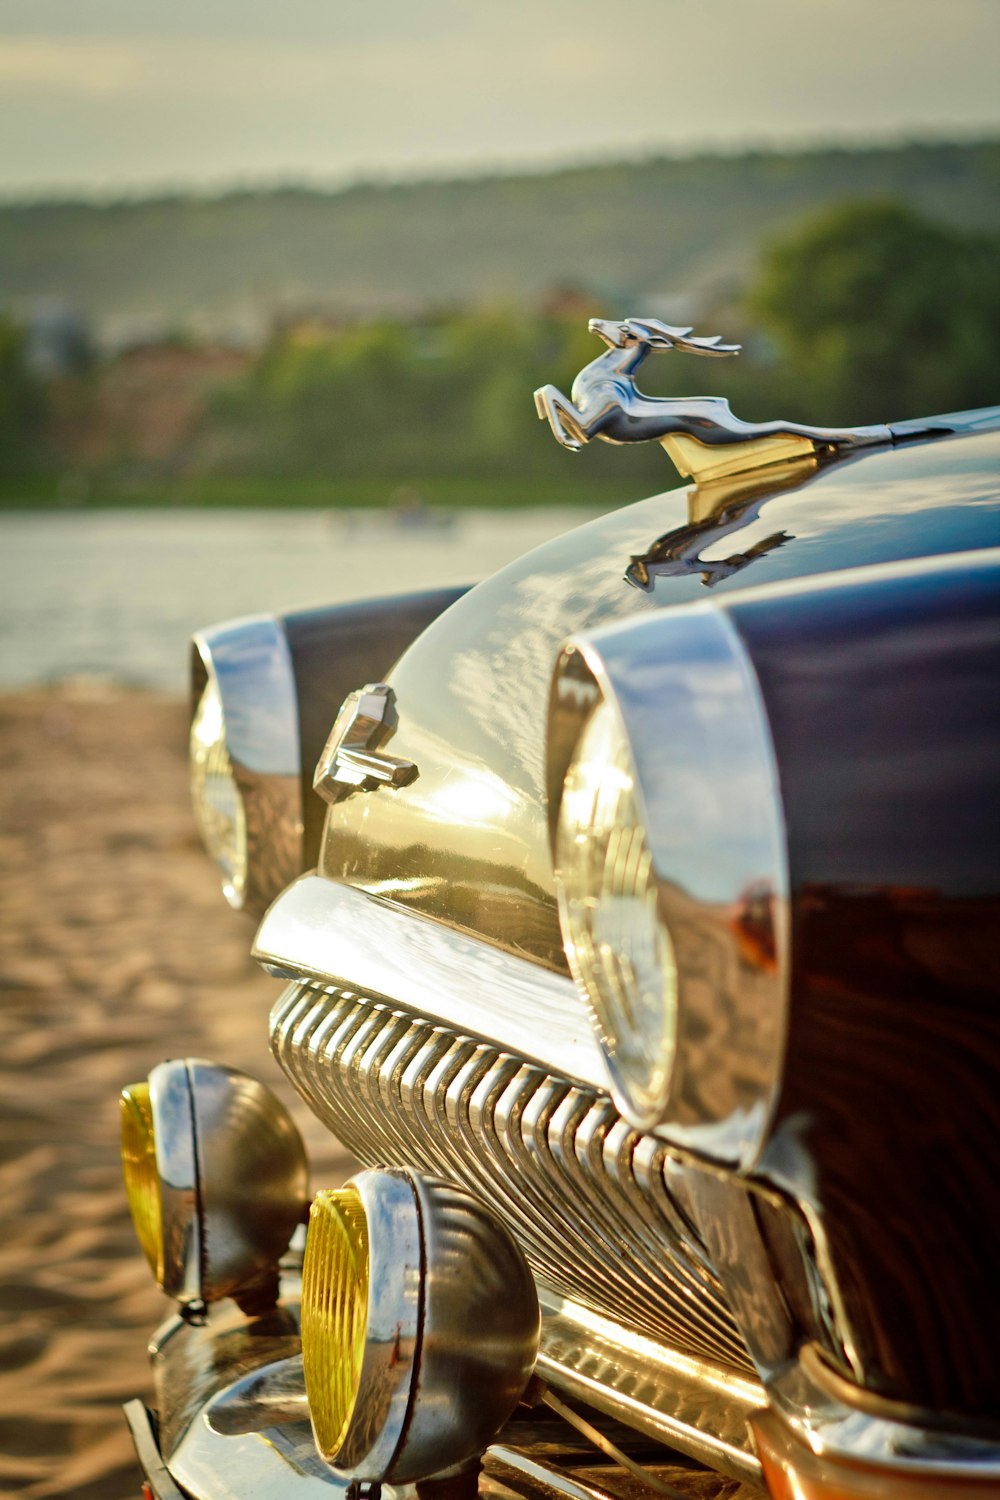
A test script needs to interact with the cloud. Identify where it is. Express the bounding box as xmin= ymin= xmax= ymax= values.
xmin=0 ymin=6 xmax=998 ymax=196
xmin=0 ymin=38 xmax=148 ymax=98
xmin=0 ymin=35 xmax=365 ymax=101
